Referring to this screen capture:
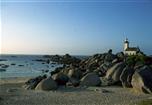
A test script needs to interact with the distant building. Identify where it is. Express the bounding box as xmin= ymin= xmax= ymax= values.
xmin=123 ymin=38 xmax=140 ymax=55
